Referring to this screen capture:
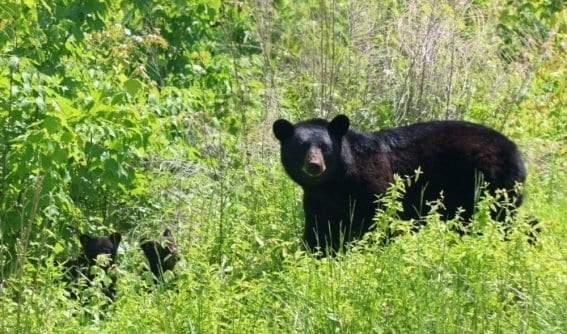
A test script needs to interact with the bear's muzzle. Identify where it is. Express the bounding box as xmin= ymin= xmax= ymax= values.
xmin=303 ymin=147 xmax=326 ymax=176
